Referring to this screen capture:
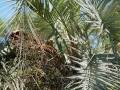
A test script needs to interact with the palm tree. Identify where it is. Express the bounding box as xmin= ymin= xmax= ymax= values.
xmin=0 ymin=0 xmax=120 ymax=90
xmin=65 ymin=0 xmax=120 ymax=90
